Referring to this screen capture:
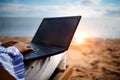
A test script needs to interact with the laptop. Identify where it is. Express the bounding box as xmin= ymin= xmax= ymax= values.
xmin=23 ymin=16 xmax=81 ymax=60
